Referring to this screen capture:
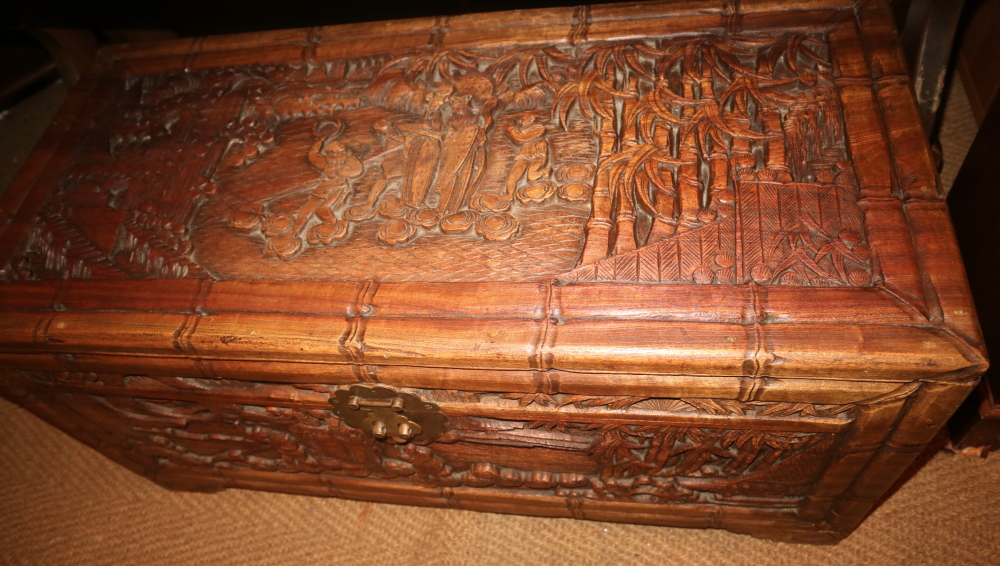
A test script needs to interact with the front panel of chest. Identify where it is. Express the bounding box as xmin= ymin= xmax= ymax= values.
xmin=2 ymin=370 xmax=915 ymax=540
